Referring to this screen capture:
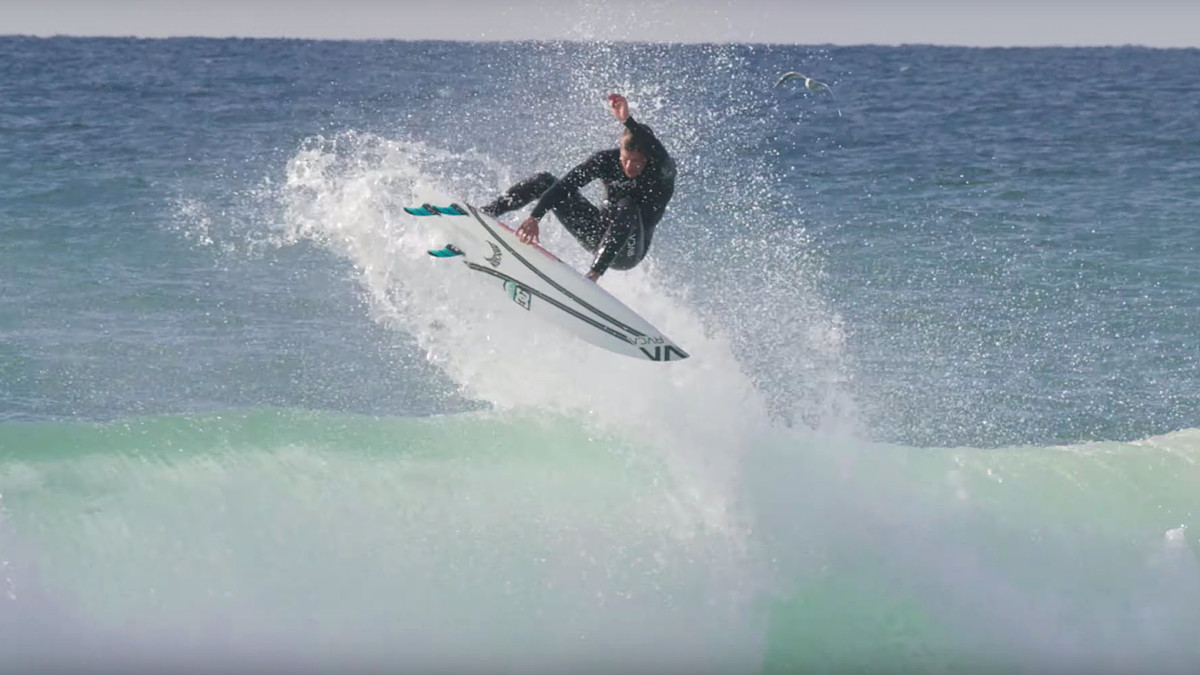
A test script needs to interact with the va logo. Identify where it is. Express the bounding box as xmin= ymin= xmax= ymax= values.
xmin=486 ymin=242 xmax=502 ymax=267
xmin=639 ymin=345 xmax=688 ymax=361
